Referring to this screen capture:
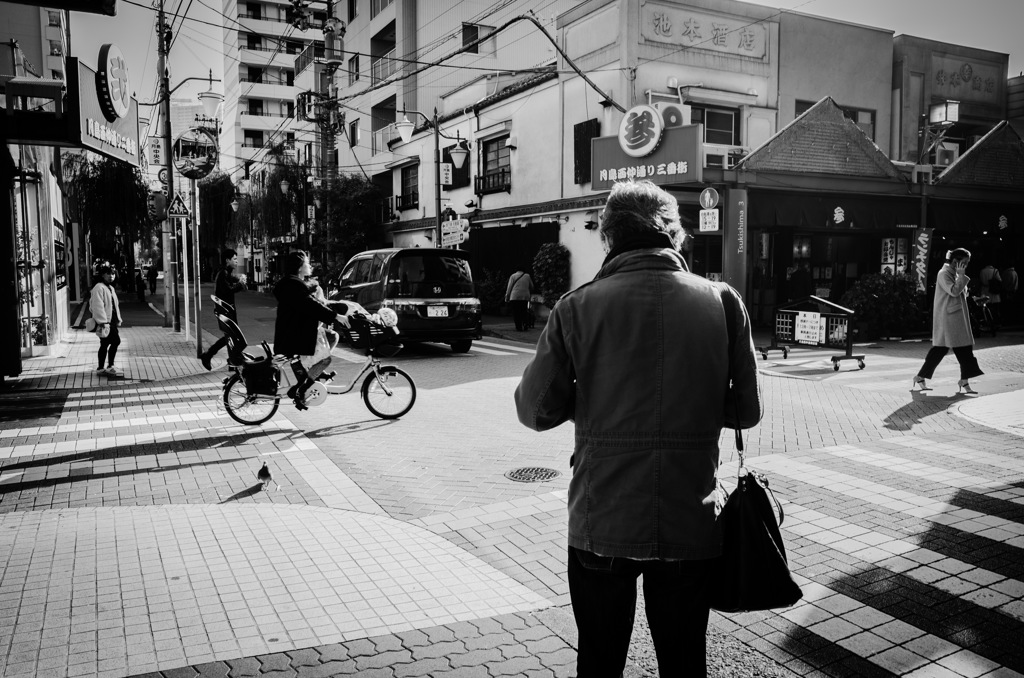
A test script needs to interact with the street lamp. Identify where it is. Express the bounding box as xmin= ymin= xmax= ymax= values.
xmin=395 ymin=108 xmax=470 ymax=247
